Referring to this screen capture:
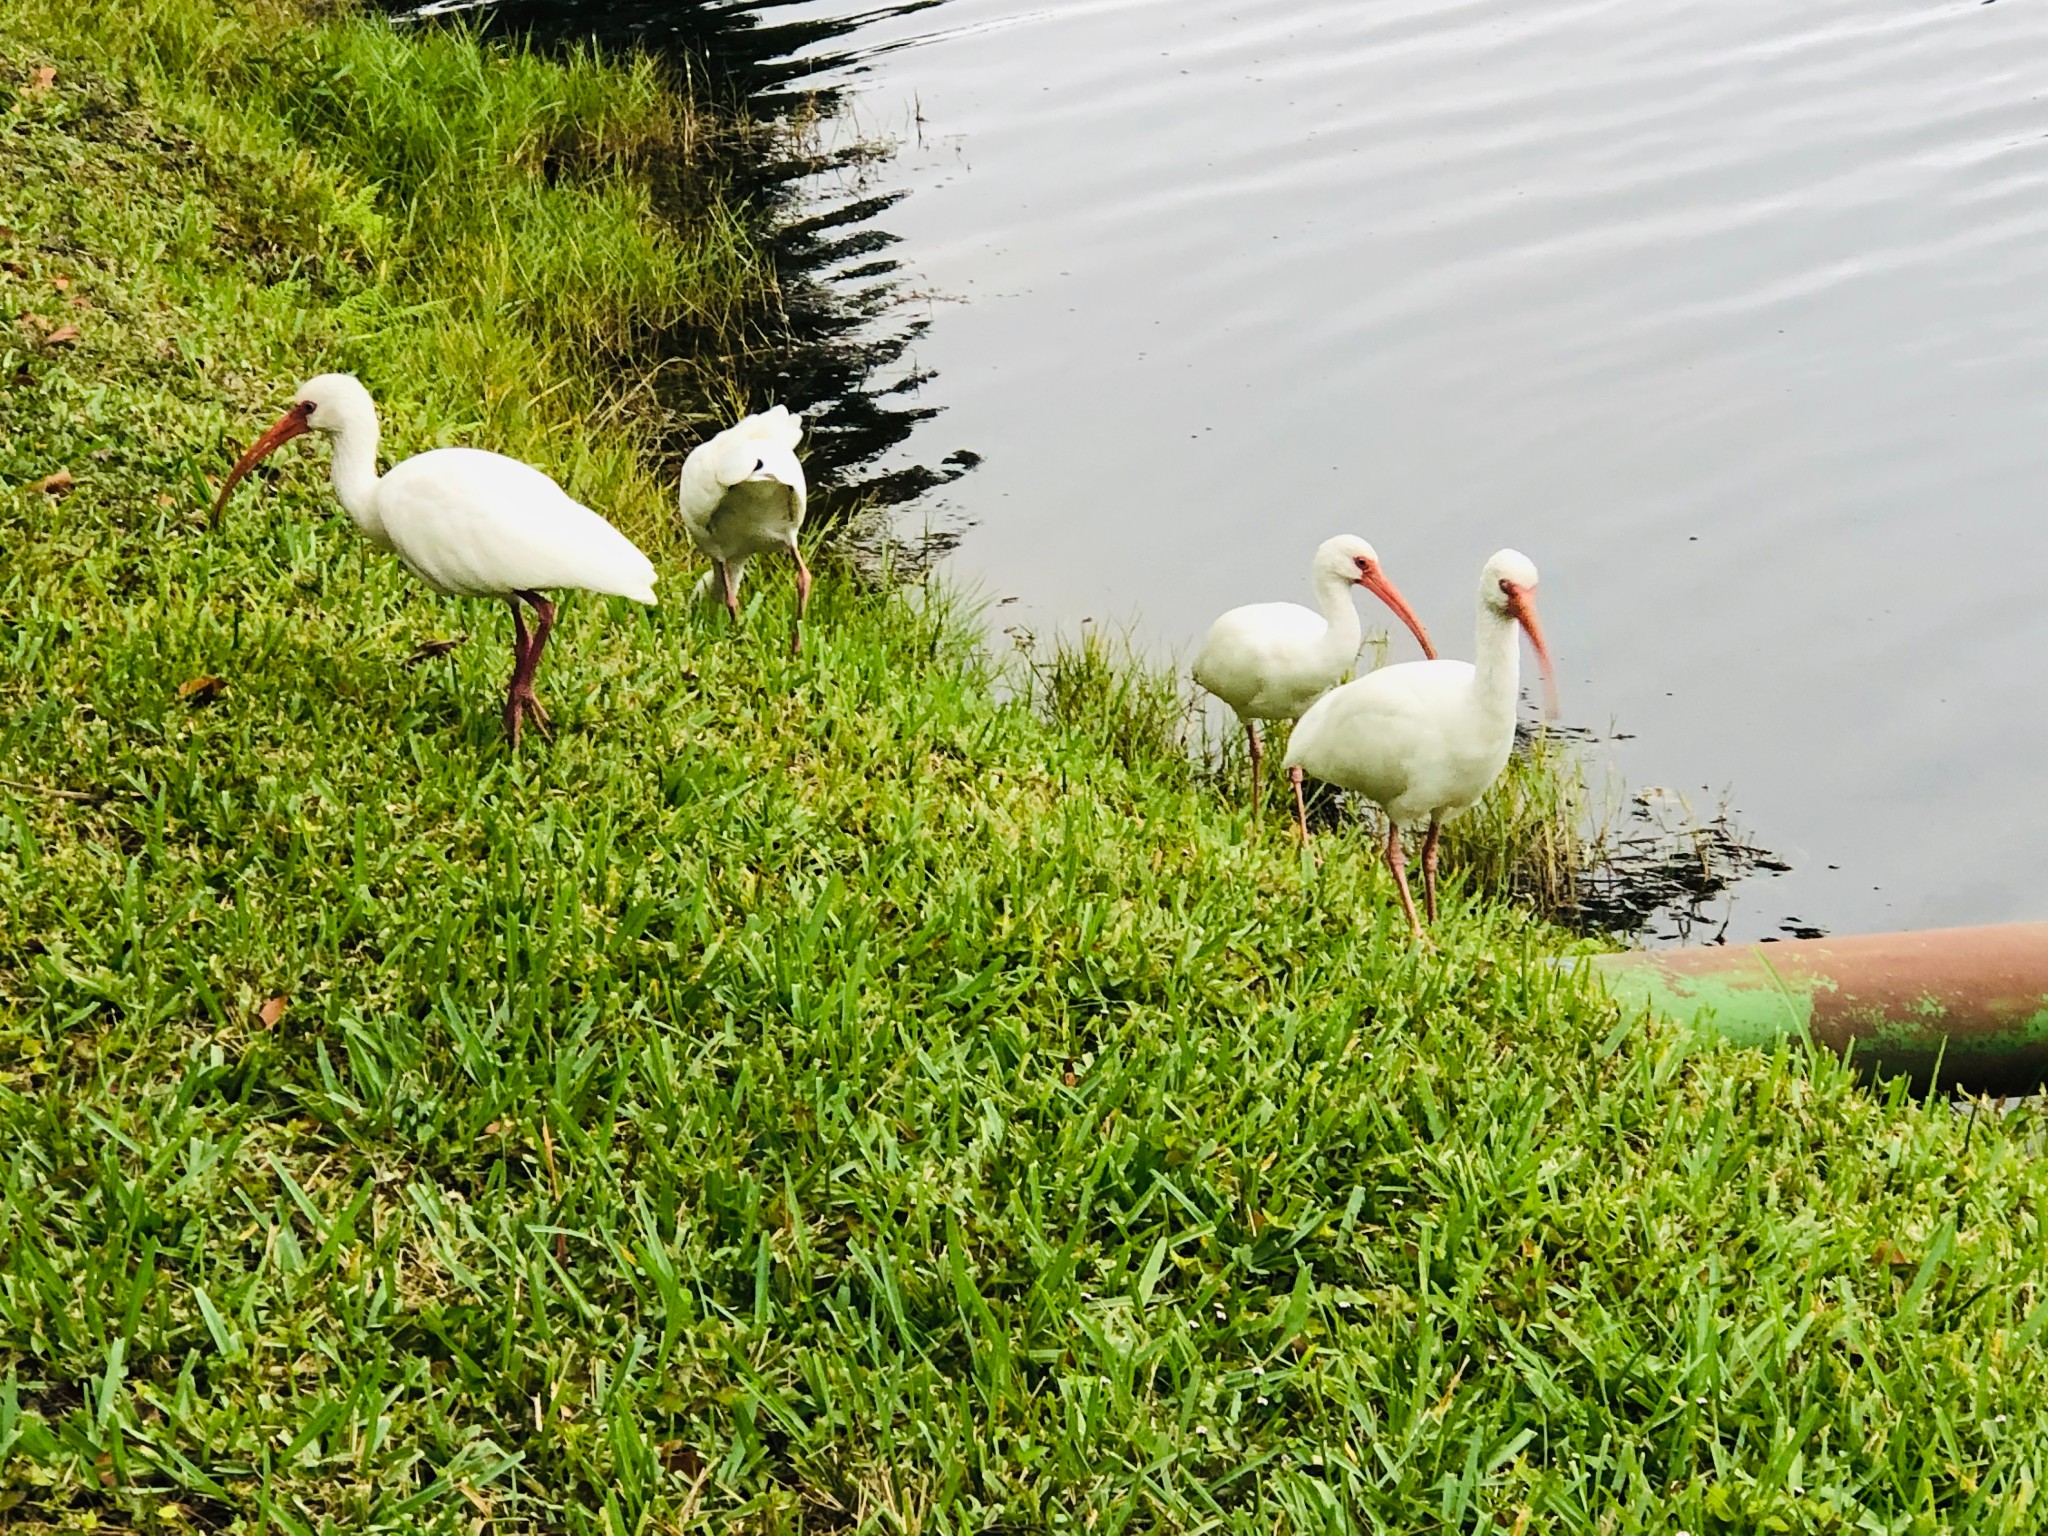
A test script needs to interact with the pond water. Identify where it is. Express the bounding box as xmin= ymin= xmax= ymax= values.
xmin=425 ymin=0 xmax=2048 ymax=942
